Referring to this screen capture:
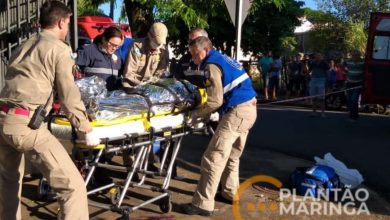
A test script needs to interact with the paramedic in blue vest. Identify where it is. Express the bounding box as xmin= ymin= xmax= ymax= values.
xmin=119 ymin=36 xmax=134 ymax=63
xmin=182 ymin=36 xmax=257 ymax=216
xmin=344 ymin=49 xmax=365 ymax=121
xmin=76 ymin=26 xmax=123 ymax=91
